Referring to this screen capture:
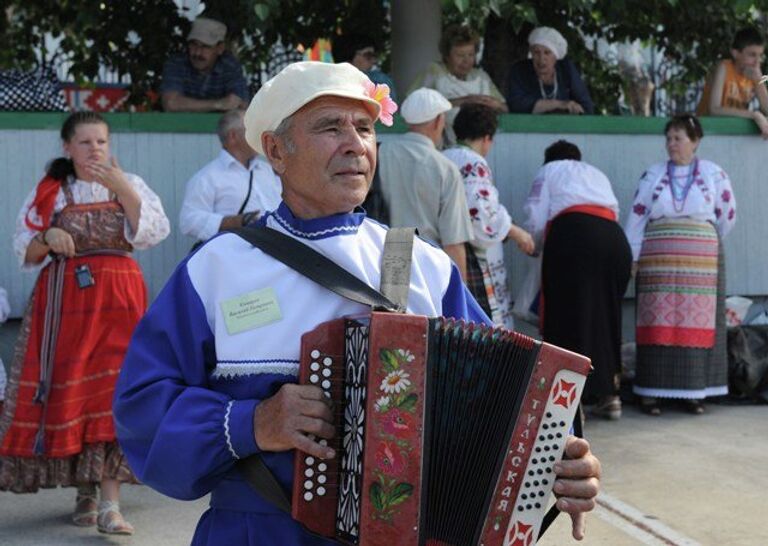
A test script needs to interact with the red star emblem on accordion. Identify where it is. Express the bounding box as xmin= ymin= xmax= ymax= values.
xmin=551 ymin=379 xmax=577 ymax=409
xmin=506 ymin=520 xmax=534 ymax=546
